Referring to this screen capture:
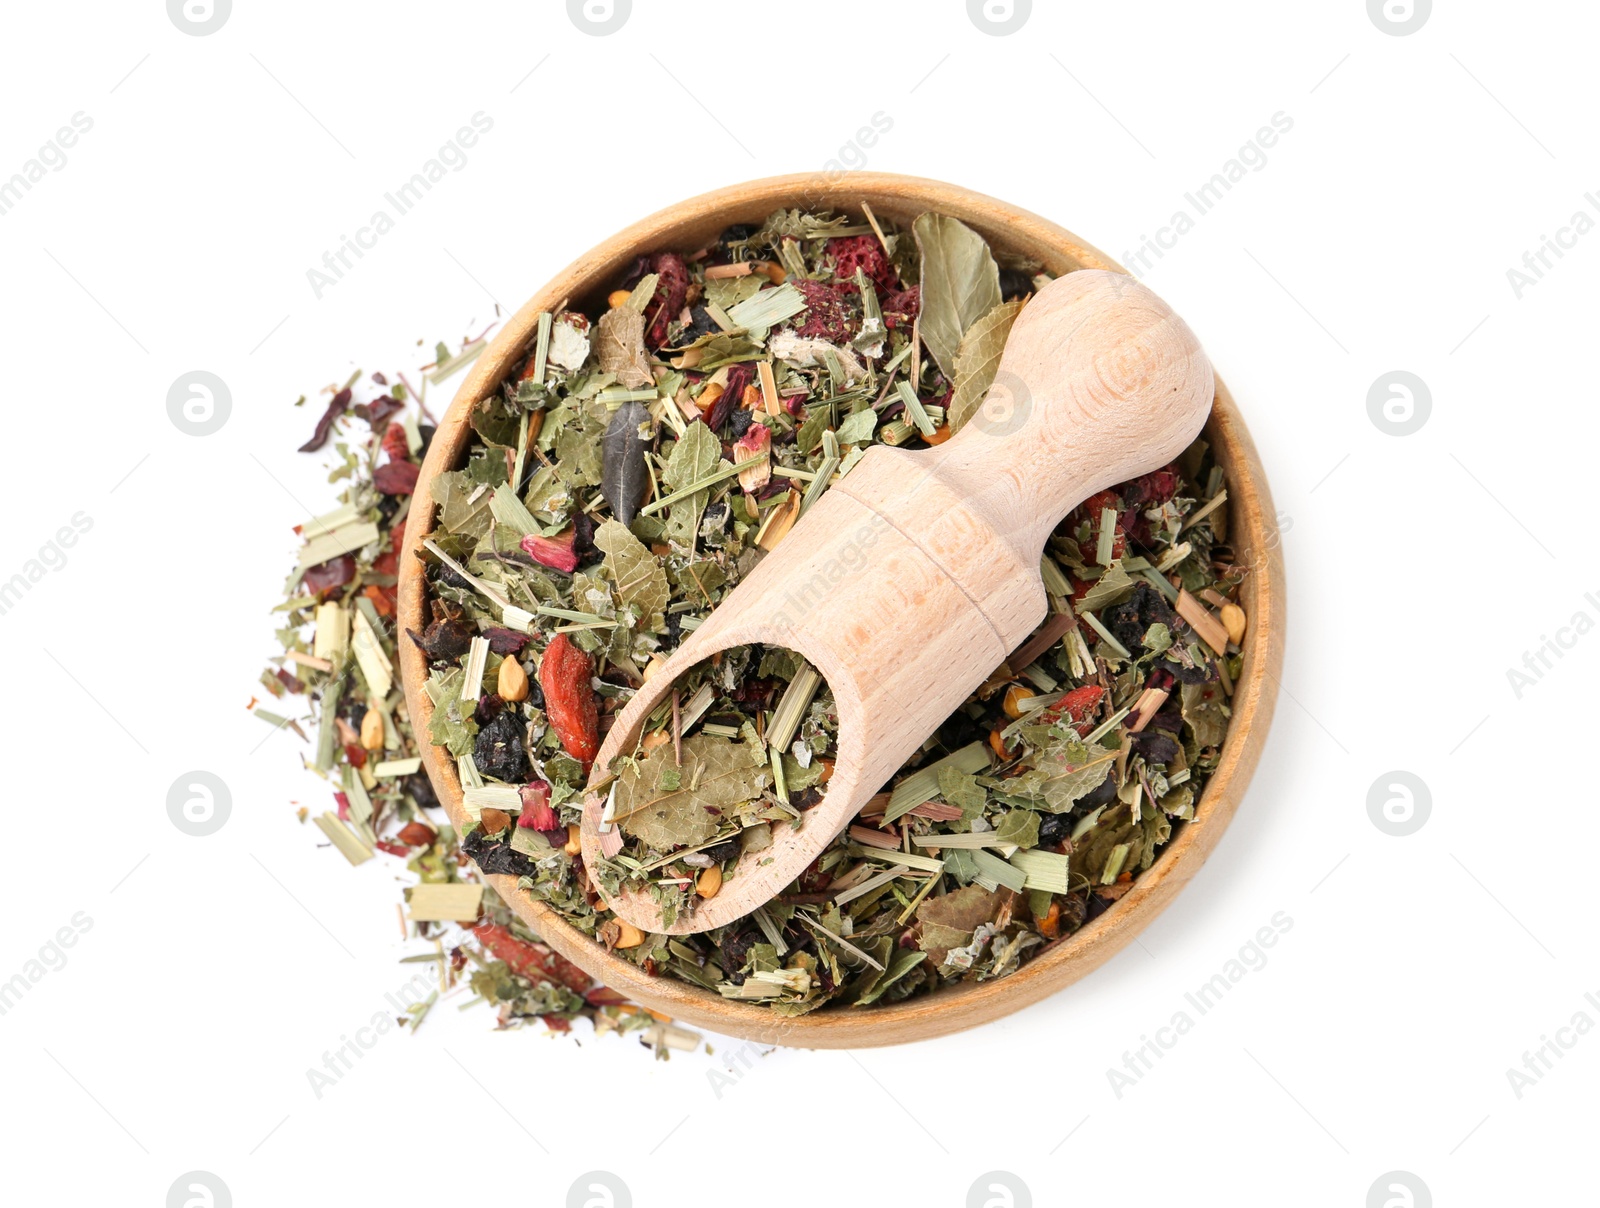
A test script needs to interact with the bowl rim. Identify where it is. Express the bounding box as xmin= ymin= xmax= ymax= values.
xmin=397 ymin=171 xmax=1286 ymax=1048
